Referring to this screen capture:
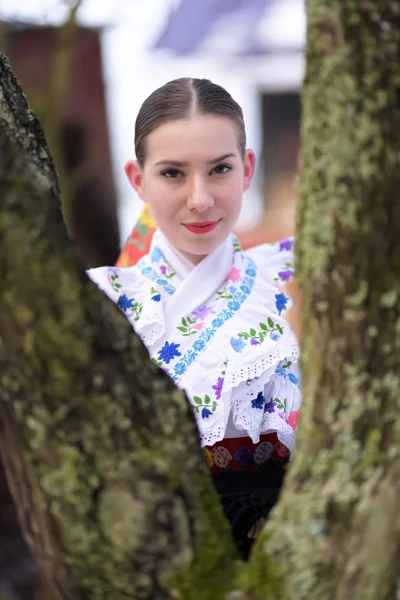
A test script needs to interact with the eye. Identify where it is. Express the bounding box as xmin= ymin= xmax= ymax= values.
xmin=211 ymin=164 xmax=232 ymax=175
xmin=161 ymin=168 xmax=183 ymax=179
